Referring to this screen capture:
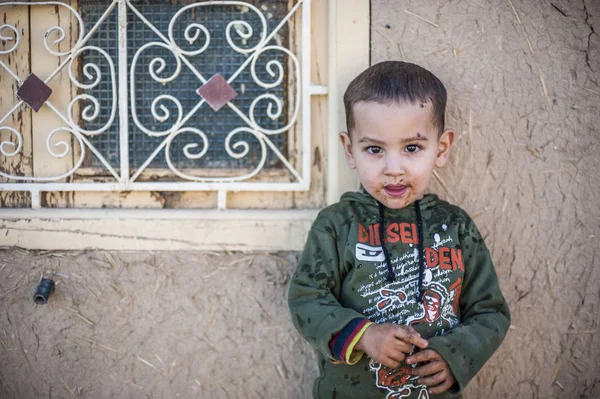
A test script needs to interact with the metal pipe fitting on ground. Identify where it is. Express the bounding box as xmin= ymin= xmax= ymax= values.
xmin=33 ymin=278 xmax=55 ymax=305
